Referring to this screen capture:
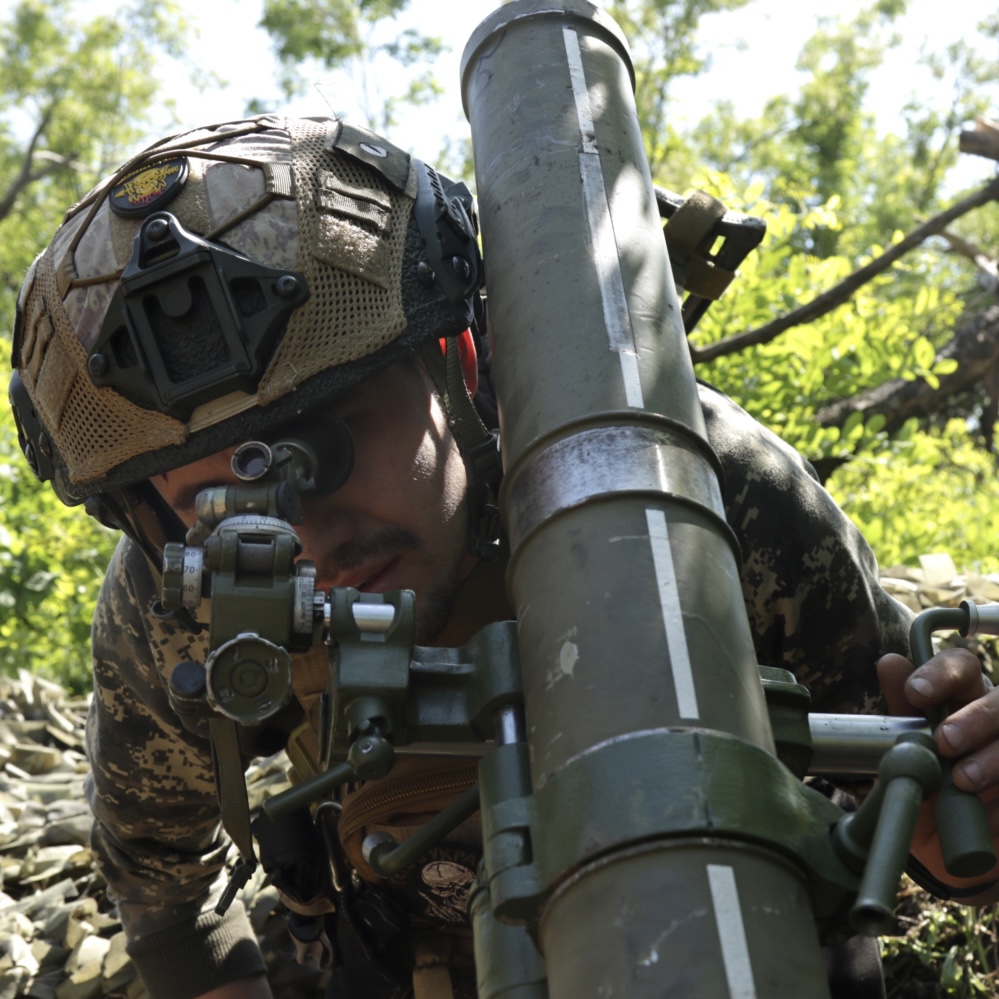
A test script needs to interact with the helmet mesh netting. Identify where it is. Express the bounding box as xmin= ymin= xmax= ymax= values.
xmin=258 ymin=118 xmax=409 ymax=403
